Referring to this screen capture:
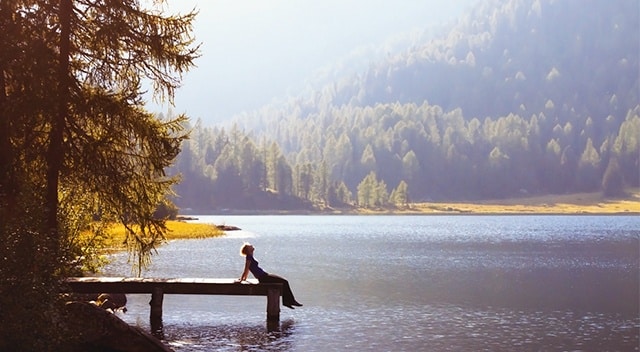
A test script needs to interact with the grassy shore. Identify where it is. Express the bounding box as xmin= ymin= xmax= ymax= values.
xmin=355 ymin=189 xmax=640 ymax=215
xmin=92 ymin=221 xmax=223 ymax=250
xmin=370 ymin=189 xmax=640 ymax=215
